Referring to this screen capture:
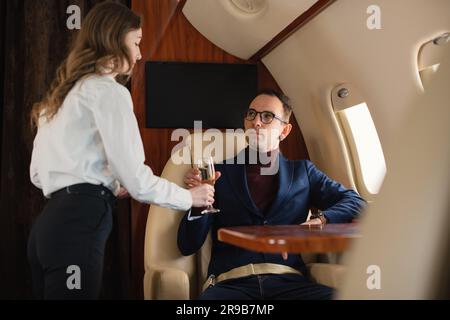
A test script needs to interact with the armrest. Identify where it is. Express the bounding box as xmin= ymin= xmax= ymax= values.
xmin=146 ymin=267 xmax=191 ymax=300
xmin=307 ymin=263 xmax=346 ymax=289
